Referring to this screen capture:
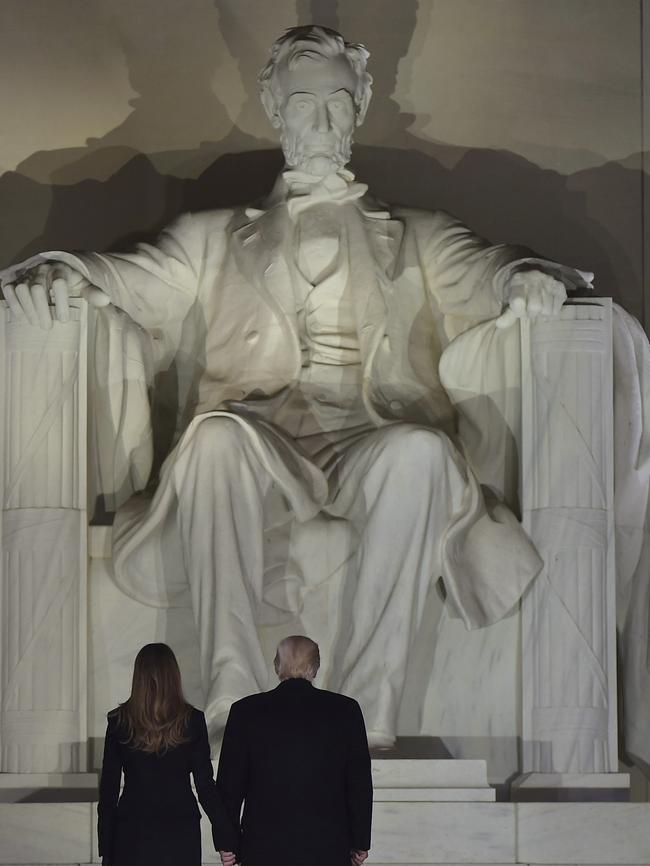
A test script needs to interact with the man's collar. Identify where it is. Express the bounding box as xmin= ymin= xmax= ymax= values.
xmin=276 ymin=677 xmax=314 ymax=688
